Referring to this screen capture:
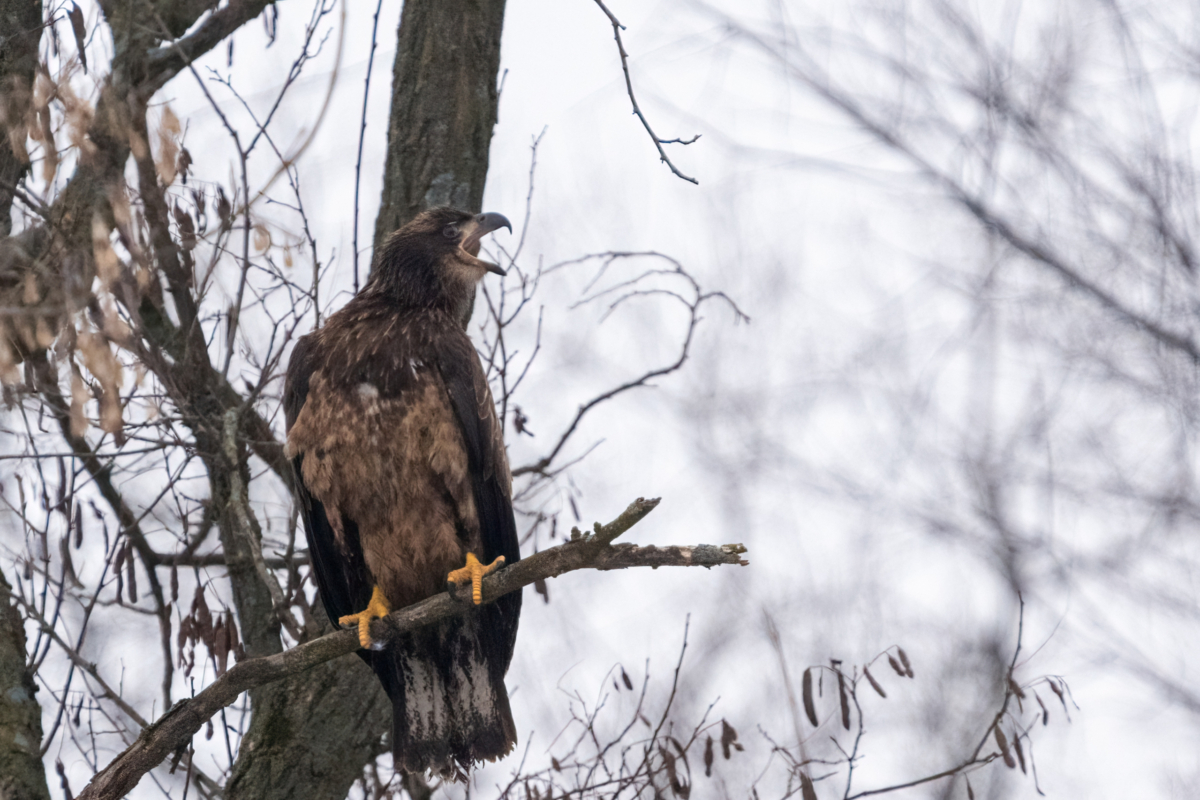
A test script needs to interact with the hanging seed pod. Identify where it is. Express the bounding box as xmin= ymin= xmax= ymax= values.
xmin=703 ymin=735 xmax=713 ymax=777
xmin=212 ymin=614 xmax=229 ymax=676
xmin=994 ymin=727 xmax=1015 ymax=768
xmin=1013 ymin=730 xmax=1027 ymax=774
xmin=125 ymin=551 xmax=137 ymax=603
xmin=800 ymin=773 xmax=817 ymax=800
xmin=887 ymin=653 xmax=906 ymax=677
xmin=802 ymin=667 xmax=818 ymax=726
xmin=836 ymin=669 xmax=851 ymax=730
xmin=60 ymin=535 xmax=81 ymax=588
xmin=897 ymin=647 xmax=914 ymax=677
xmin=863 ymin=666 xmax=887 ymax=698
